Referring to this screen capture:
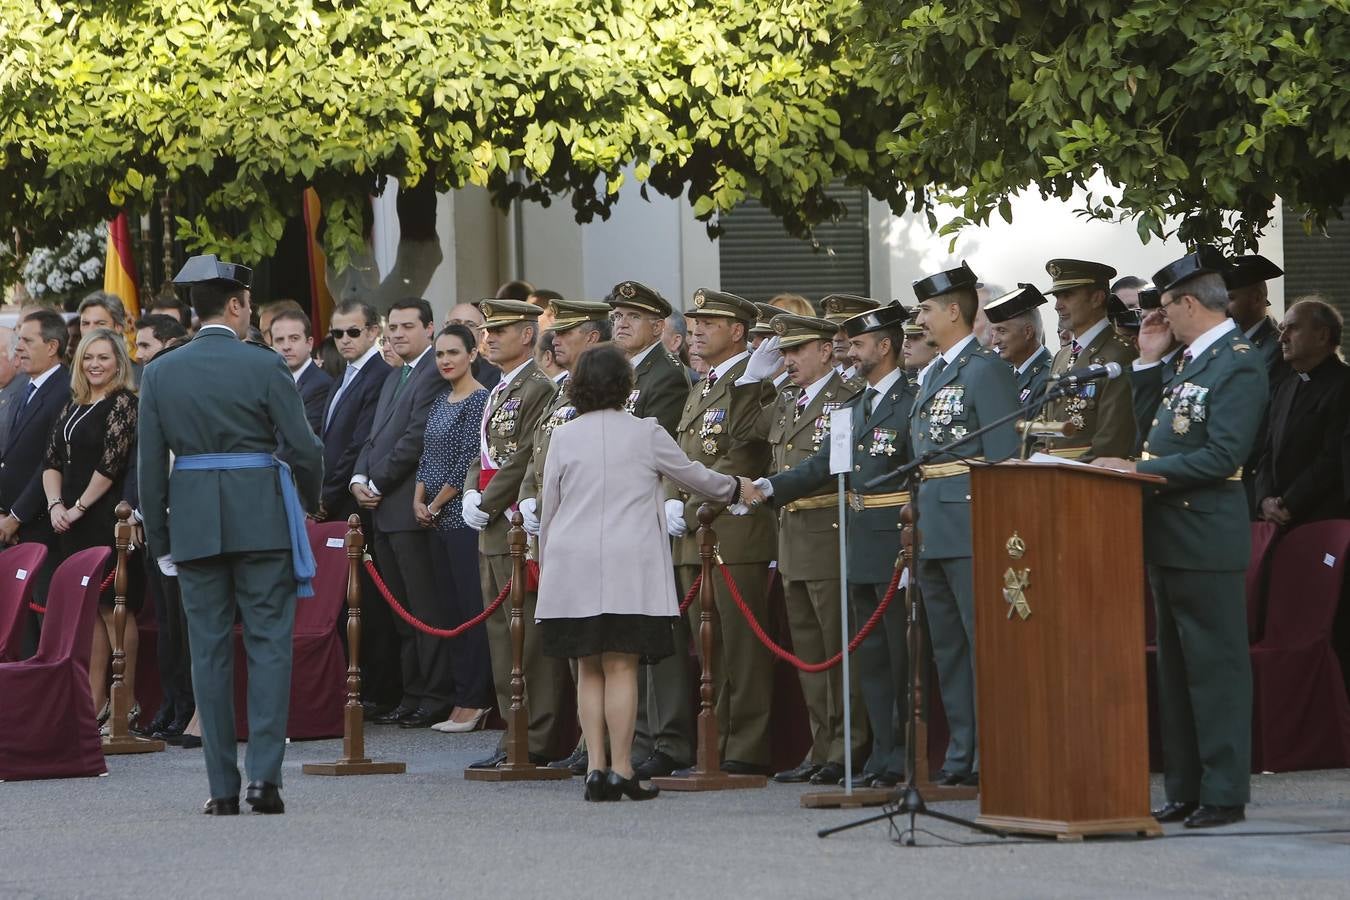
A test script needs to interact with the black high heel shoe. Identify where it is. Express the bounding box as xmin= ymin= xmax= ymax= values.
xmin=584 ymin=769 xmax=614 ymax=802
xmin=605 ymin=770 xmax=659 ymax=801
